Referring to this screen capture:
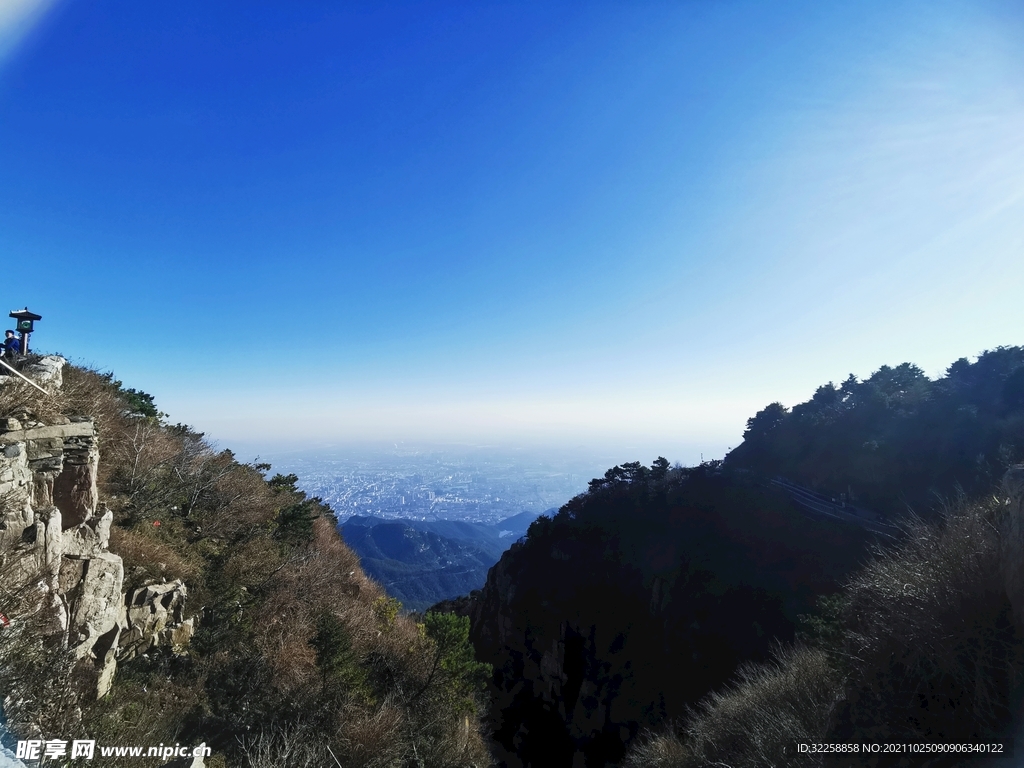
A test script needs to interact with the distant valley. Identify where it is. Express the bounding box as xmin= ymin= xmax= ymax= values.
xmin=340 ymin=510 xmax=544 ymax=610
xmin=255 ymin=443 xmax=614 ymax=609
xmin=260 ymin=442 xmax=614 ymax=525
